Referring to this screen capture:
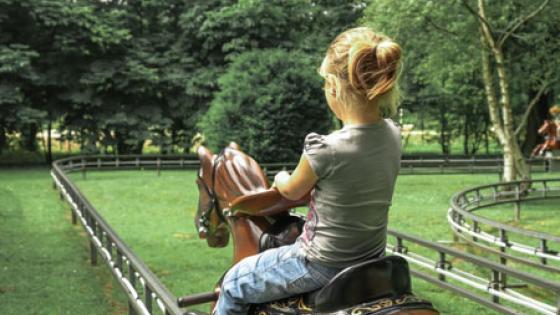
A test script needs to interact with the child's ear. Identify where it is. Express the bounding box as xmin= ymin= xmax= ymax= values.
xmin=326 ymin=75 xmax=338 ymax=96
